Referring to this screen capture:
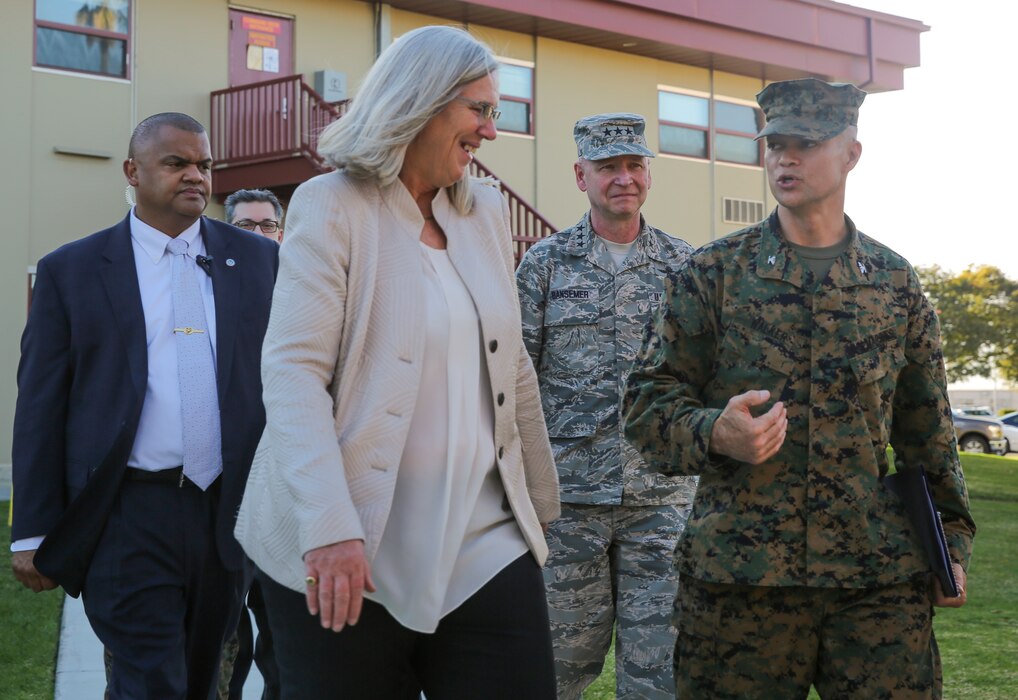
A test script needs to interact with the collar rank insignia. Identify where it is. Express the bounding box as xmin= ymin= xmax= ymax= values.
xmin=858 ymin=261 xmax=867 ymax=275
